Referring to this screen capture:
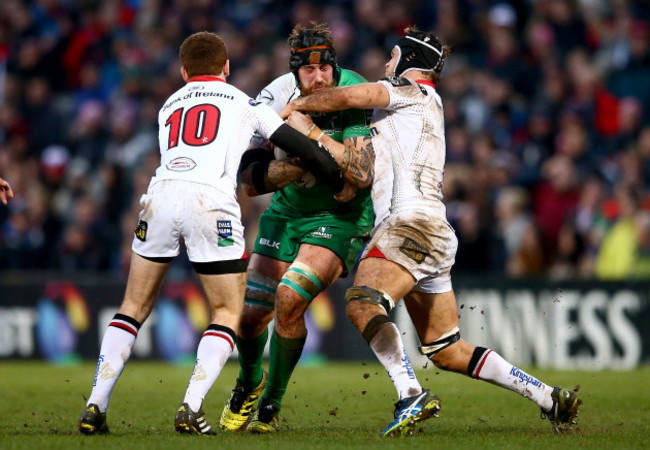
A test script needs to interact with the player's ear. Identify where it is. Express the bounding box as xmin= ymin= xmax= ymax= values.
xmin=223 ymin=60 xmax=230 ymax=78
xmin=181 ymin=66 xmax=189 ymax=82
